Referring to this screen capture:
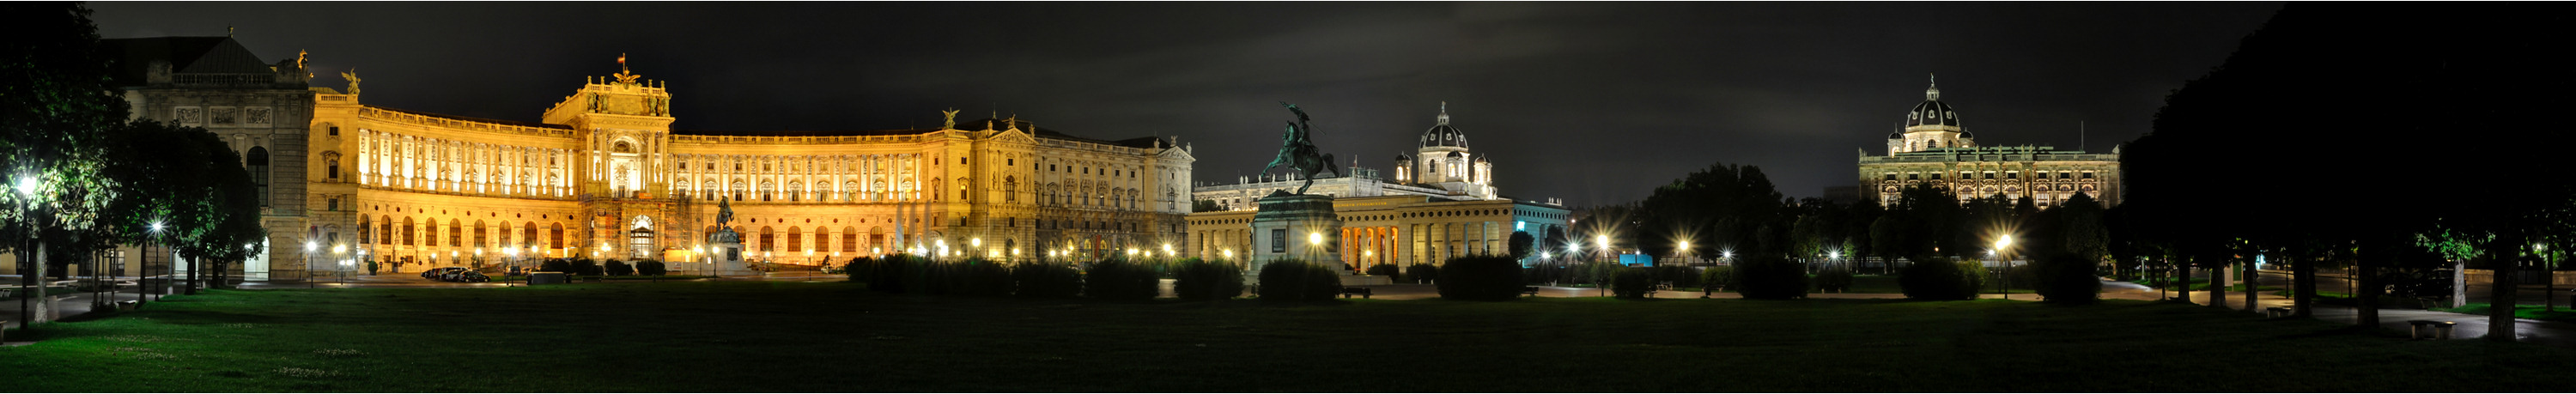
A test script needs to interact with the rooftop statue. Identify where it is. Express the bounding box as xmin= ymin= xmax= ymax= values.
xmin=1263 ymin=102 xmax=1341 ymax=195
